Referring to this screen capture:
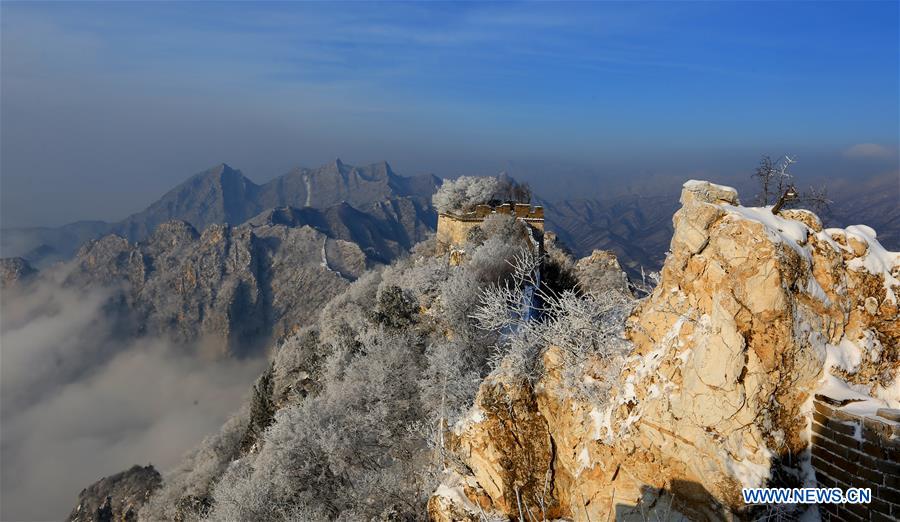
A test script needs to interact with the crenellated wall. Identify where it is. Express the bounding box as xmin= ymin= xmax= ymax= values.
xmin=435 ymin=203 xmax=544 ymax=253
xmin=811 ymin=395 xmax=900 ymax=521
